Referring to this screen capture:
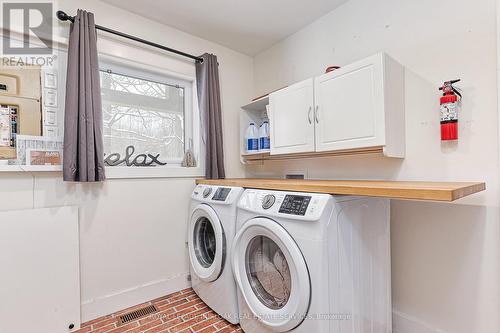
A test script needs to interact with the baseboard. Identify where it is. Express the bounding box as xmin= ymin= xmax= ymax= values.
xmin=81 ymin=272 xmax=190 ymax=323
xmin=393 ymin=310 xmax=447 ymax=333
